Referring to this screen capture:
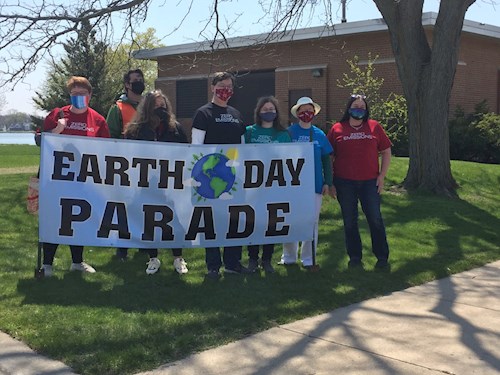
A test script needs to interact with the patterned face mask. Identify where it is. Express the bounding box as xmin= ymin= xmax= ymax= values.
xmin=70 ymin=95 xmax=89 ymax=109
xmin=215 ymin=87 xmax=233 ymax=102
xmin=297 ymin=110 xmax=315 ymax=123
xmin=348 ymin=108 xmax=366 ymax=120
